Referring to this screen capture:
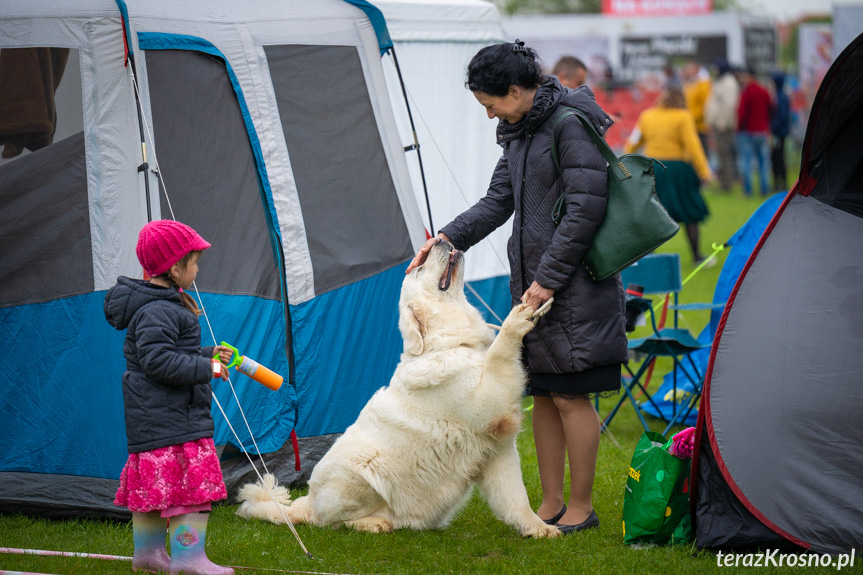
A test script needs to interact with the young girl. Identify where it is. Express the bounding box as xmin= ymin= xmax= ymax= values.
xmin=105 ymin=219 xmax=235 ymax=575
